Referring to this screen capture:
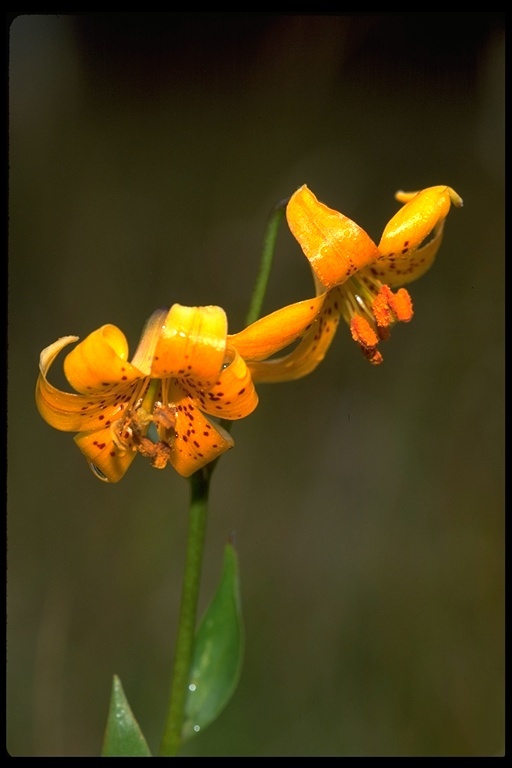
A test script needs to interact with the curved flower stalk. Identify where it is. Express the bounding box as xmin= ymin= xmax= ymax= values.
xmin=36 ymin=297 xmax=324 ymax=482
xmin=243 ymin=184 xmax=463 ymax=374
